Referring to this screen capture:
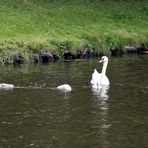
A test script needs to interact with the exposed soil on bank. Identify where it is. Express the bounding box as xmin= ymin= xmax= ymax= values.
xmin=11 ymin=43 xmax=148 ymax=65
